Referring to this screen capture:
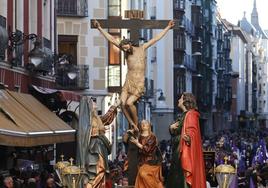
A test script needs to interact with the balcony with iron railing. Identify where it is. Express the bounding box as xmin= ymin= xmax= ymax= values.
xmin=192 ymin=38 xmax=202 ymax=56
xmin=174 ymin=52 xmax=185 ymax=65
xmin=184 ymin=54 xmax=197 ymax=71
xmin=55 ymin=64 xmax=89 ymax=90
xmin=174 ymin=33 xmax=186 ymax=51
xmin=217 ymin=41 xmax=223 ymax=53
xmin=225 ymin=58 xmax=232 ymax=71
xmin=217 ymin=25 xmax=223 ymax=41
xmin=0 ymin=16 xmax=7 ymax=61
xmin=173 ymin=54 xmax=197 ymax=72
xmin=144 ymin=78 xmax=154 ymax=98
xmin=57 ymin=0 xmax=88 ymax=17
xmin=174 ymin=0 xmax=185 ymax=11
xmin=216 ymin=56 xmax=225 ymax=71
xmin=178 ymin=17 xmax=186 ymax=31
xmin=192 ymin=36 xmax=202 ymax=44
xmin=223 ymin=39 xmax=231 ymax=52
xmin=184 ymin=17 xmax=195 ymax=36
xmin=191 ymin=4 xmax=202 ymax=28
